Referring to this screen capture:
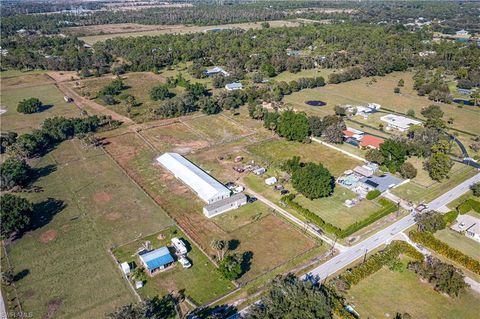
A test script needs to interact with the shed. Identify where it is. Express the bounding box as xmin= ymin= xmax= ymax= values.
xmin=253 ymin=167 xmax=266 ymax=175
xmin=225 ymin=82 xmax=243 ymax=91
xmin=265 ymin=177 xmax=277 ymax=185
xmin=121 ymin=262 xmax=130 ymax=275
xmin=203 ymin=193 xmax=247 ymax=218
xmin=139 ymin=247 xmax=174 ymax=274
